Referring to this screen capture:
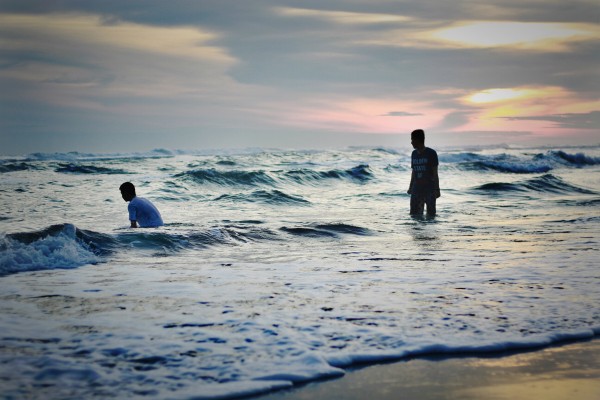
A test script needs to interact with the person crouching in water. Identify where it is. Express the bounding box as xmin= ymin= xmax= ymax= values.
xmin=407 ymin=129 xmax=440 ymax=217
xmin=119 ymin=182 xmax=164 ymax=228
